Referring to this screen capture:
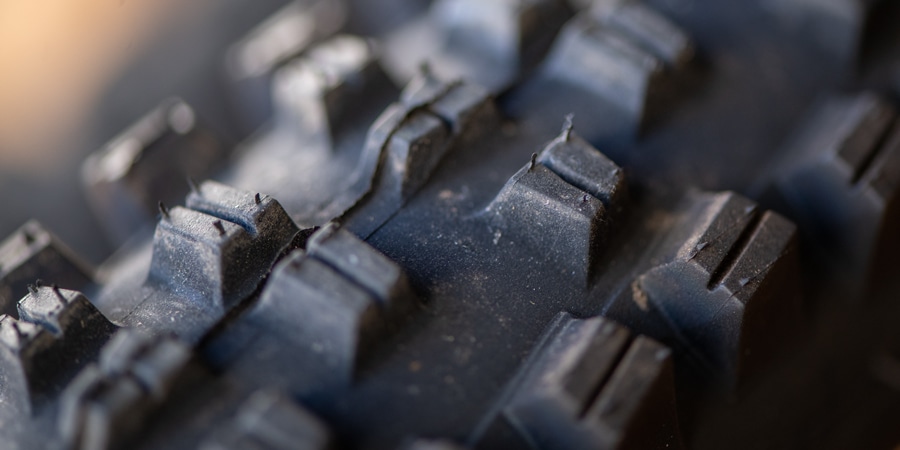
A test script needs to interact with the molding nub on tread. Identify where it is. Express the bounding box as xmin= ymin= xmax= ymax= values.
xmin=536 ymin=123 xmax=628 ymax=215
xmin=0 ymin=220 xmax=93 ymax=318
xmin=148 ymin=180 xmax=299 ymax=313
xmin=81 ymin=99 xmax=228 ymax=246
xmin=200 ymin=390 xmax=334 ymax=450
xmin=478 ymin=313 xmax=682 ymax=450
xmin=250 ymin=224 xmax=415 ymax=381
xmin=185 ymin=180 xmax=300 ymax=244
xmin=768 ymin=92 xmax=900 ymax=288
xmin=486 ymin=124 xmax=625 ymax=281
xmin=0 ymin=287 xmax=116 ymax=414
xmin=621 ymin=191 xmax=801 ymax=384
xmin=59 ymin=331 xmax=197 ymax=450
